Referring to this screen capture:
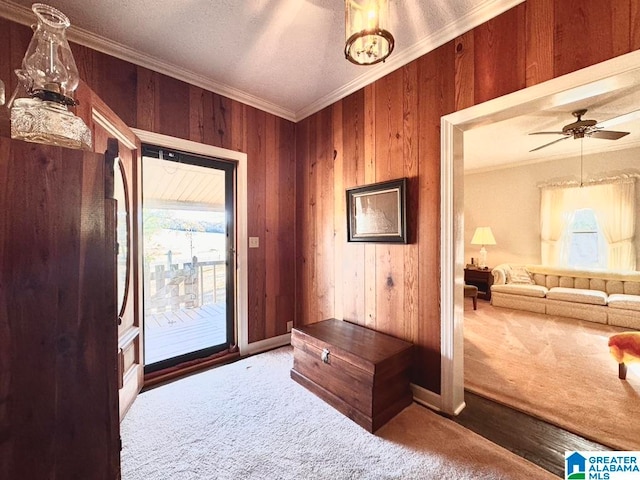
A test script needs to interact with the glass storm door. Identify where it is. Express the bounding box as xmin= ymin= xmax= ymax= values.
xmin=141 ymin=145 xmax=235 ymax=373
